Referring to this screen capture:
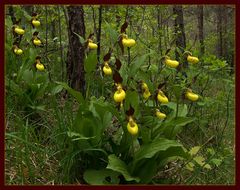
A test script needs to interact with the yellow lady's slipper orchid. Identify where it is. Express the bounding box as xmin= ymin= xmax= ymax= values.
xmin=141 ymin=82 xmax=148 ymax=91
xmin=14 ymin=48 xmax=23 ymax=55
xmin=122 ymin=38 xmax=136 ymax=48
xmin=14 ymin=27 xmax=25 ymax=35
xmin=155 ymin=109 xmax=166 ymax=119
xmin=187 ymin=55 xmax=199 ymax=64
xmin=185 ymin=91 xmax=199 ymax=101
xmin=127 ymin=117 xmax=138 ymax=135
xmin=165 ymin=59 xmax=179 ymax=68
xmin=143 ymin=90 xmax=151 ymax=100
xmin=113 ymin=84 xmax=126 ymax=103
xmin=88 ymin=39 xmax=98 ymax=49
xmin=32 ymin=19 xmax=41 ymax=27
xmin=33 ymin=39 xmax=42 ymax=46
xmin=157 ymin=90 xmax=168 ymax=104
xmin=36 ymin=63 xmax=44 ymax=71
xmin=103 ymin=62 xmax=112 ymax=75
